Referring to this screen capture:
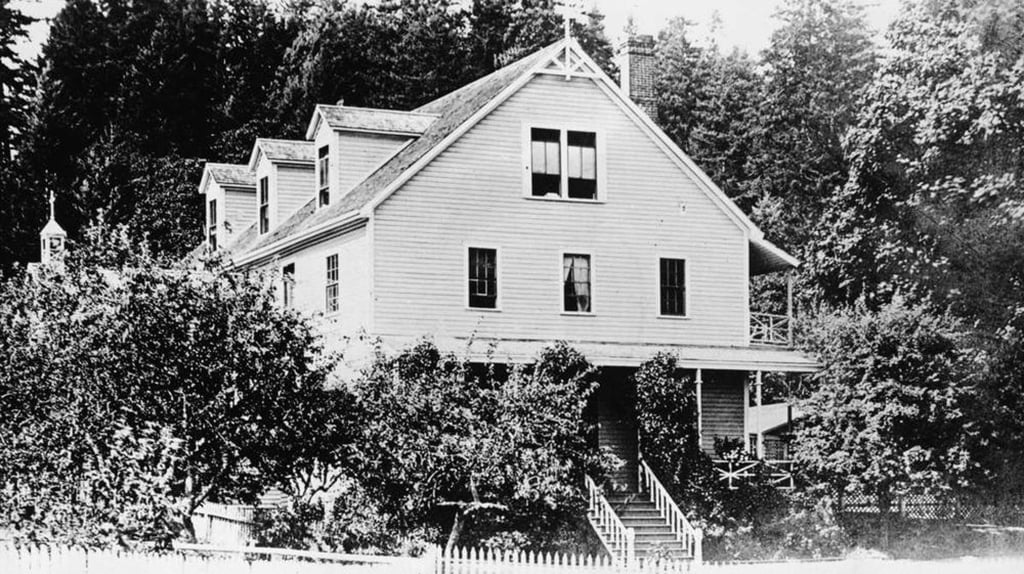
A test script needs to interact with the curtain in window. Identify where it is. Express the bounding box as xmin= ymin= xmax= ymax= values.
xmin=563 ymin=254 xmax=591 ymax=312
